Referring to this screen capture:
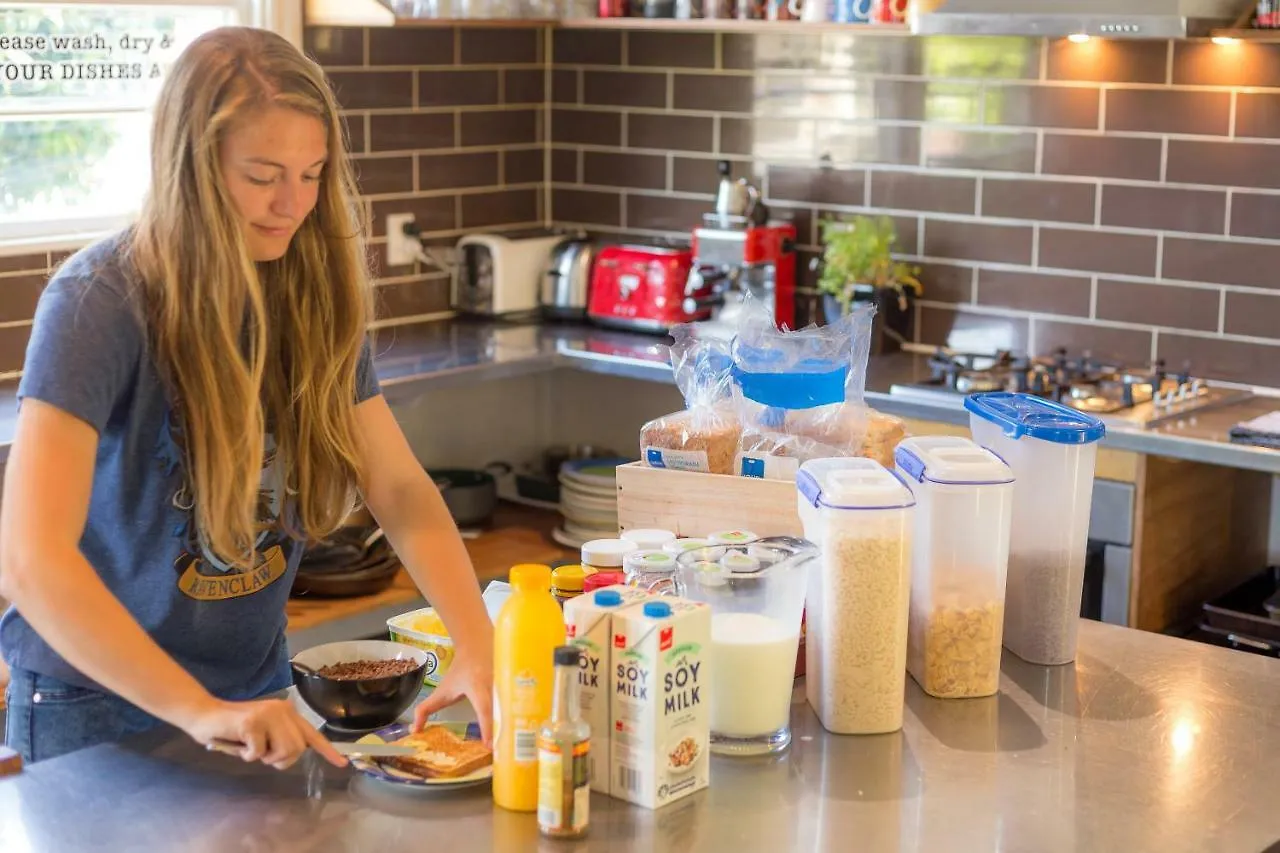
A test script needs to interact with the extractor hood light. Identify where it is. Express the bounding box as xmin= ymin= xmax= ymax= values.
xmin=1068 ymin=32 xmax=1092 ymax=42
xmin=1211 ymin=35 xmax=1238 ymax=44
